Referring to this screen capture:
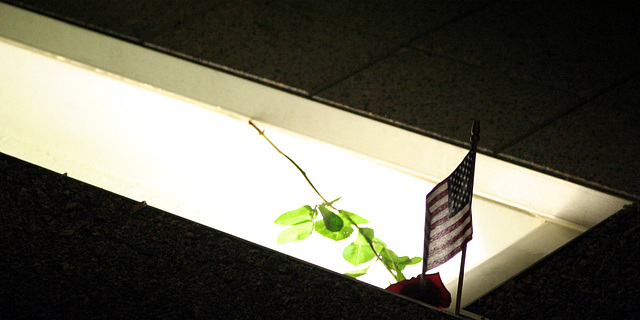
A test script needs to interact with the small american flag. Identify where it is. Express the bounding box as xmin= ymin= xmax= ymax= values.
xmin=424 ymin=150 xmax=475 ymax=271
